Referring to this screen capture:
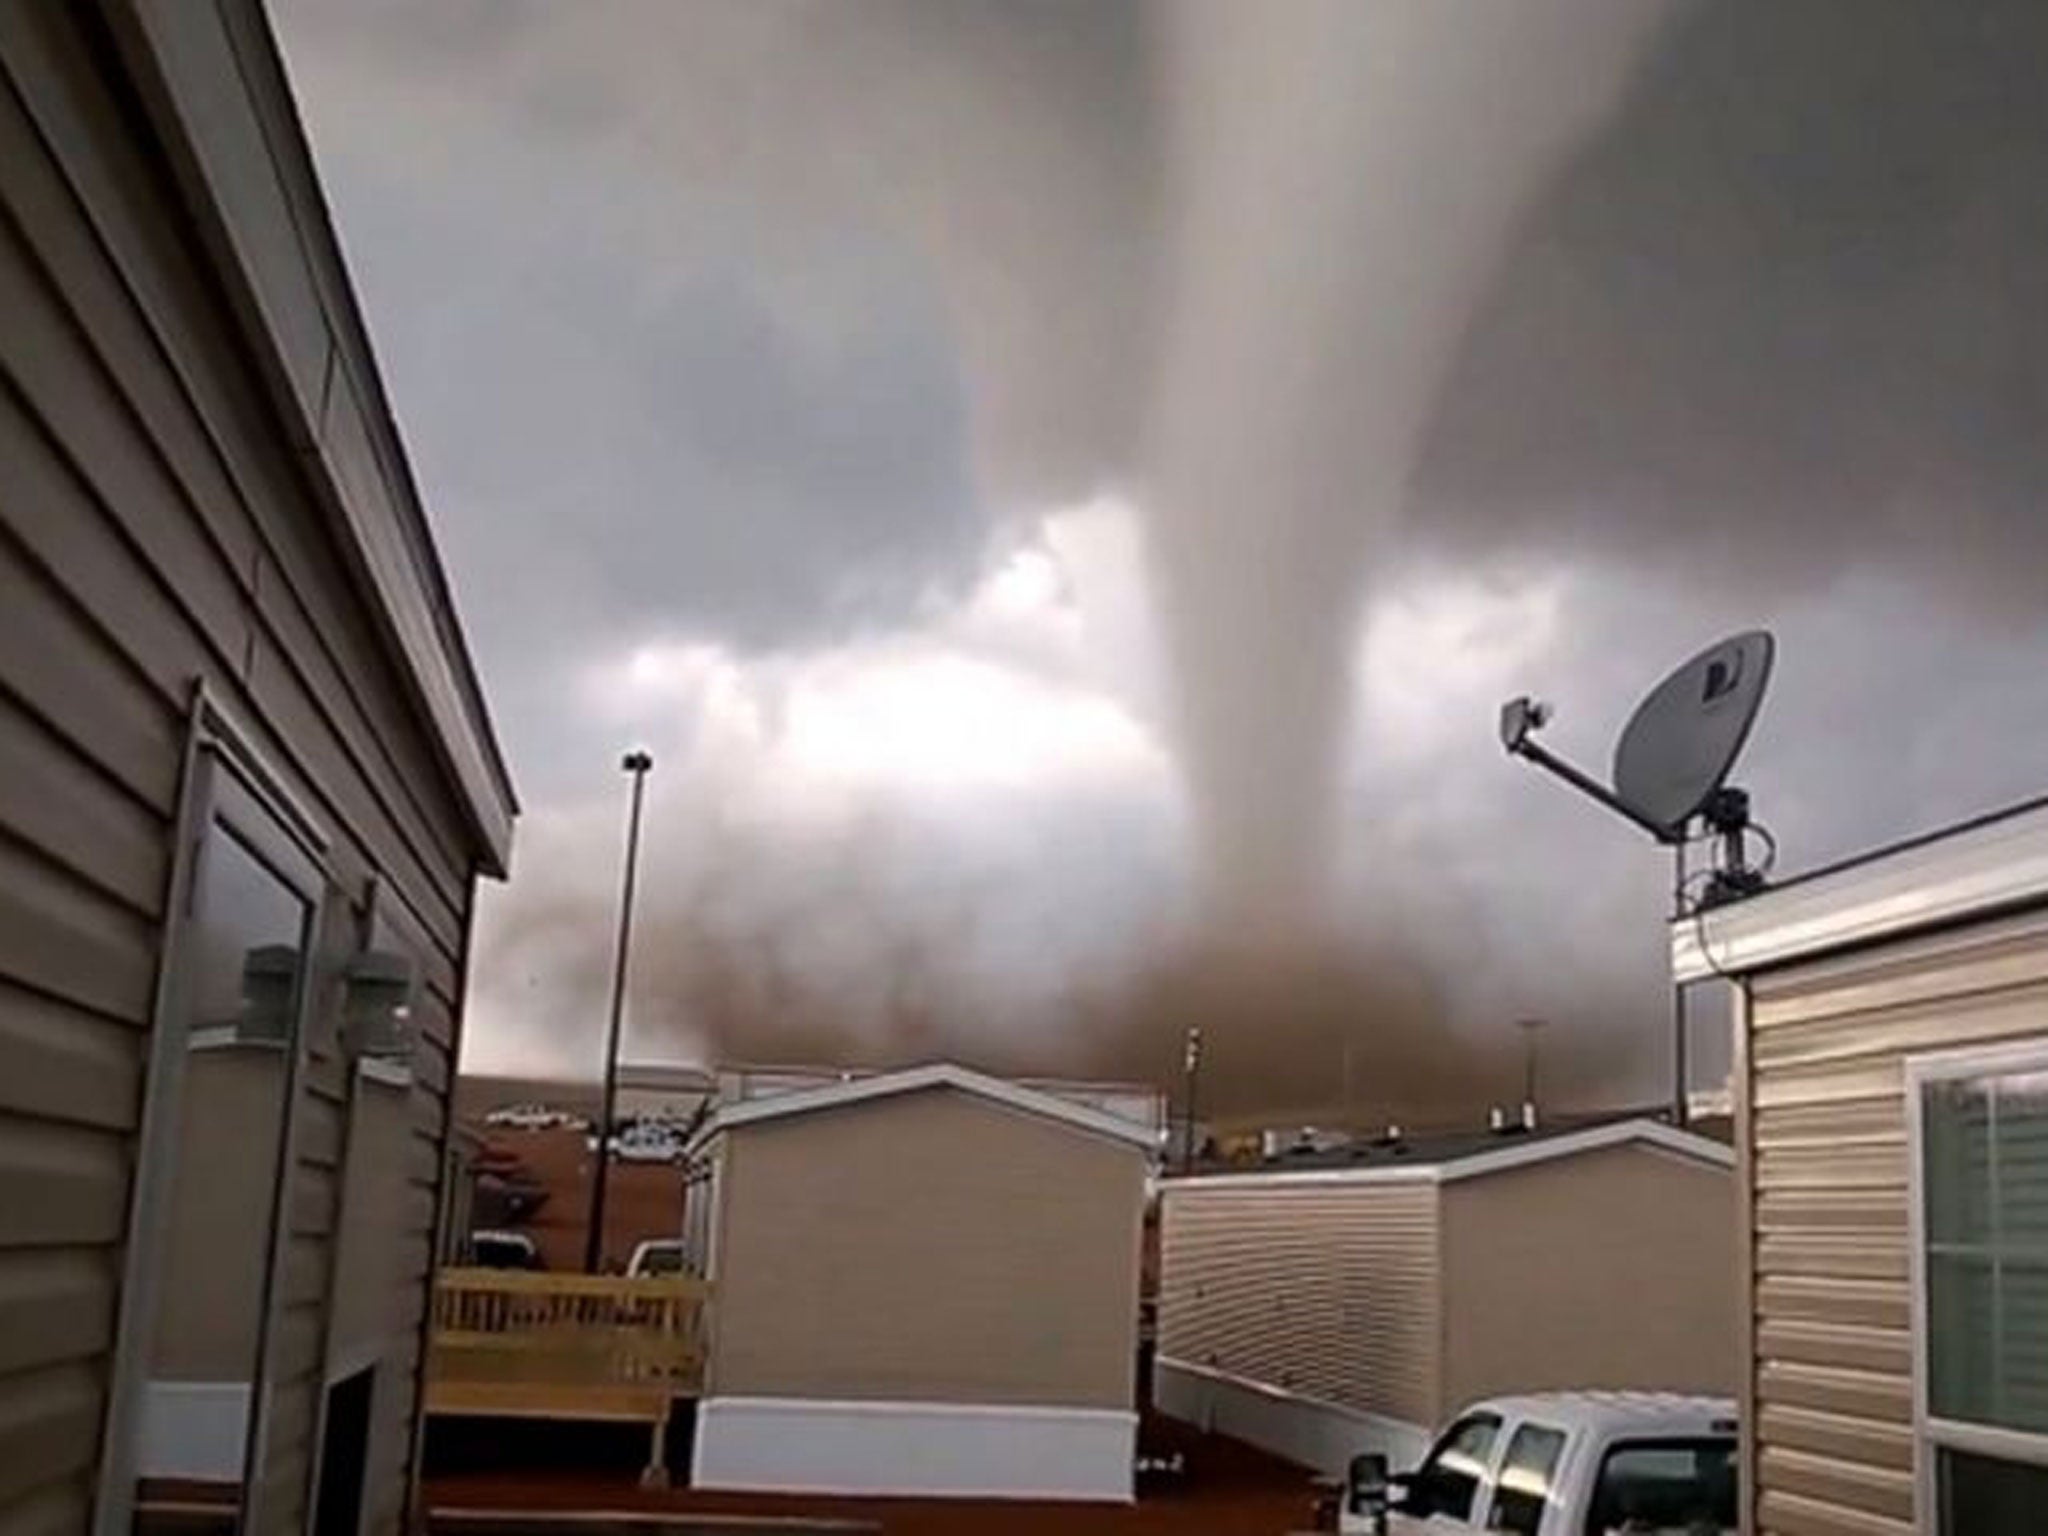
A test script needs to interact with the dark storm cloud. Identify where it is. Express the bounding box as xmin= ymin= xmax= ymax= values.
xmin=302 ymin=144 xmax=981 ymax=683
xmin=1411 ymin=0 xmax=2048 ymax=602
xmin=280 ymin=0 xmax=1155 ymax=800
xmin=278 ymin=0 xmax=2048 ymax=1122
